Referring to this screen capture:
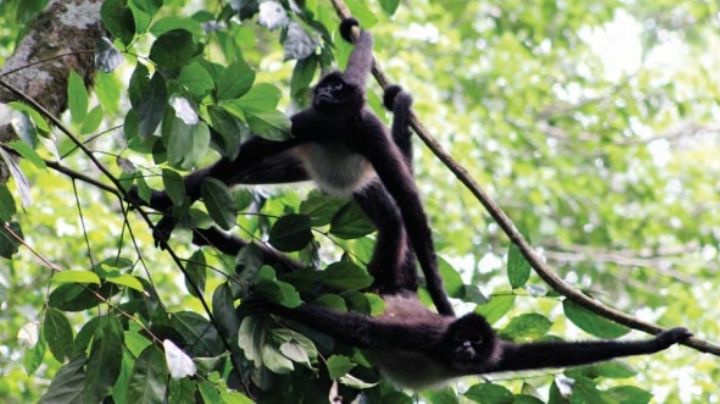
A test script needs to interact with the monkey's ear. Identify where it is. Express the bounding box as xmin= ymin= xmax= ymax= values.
xmin=339 ymin=17 xmax=360 ymax=43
